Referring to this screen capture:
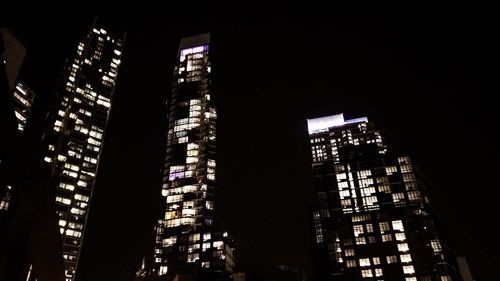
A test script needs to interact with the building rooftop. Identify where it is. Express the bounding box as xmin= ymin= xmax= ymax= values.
xmin=307 ymin=113 xmax=368 ymax=134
